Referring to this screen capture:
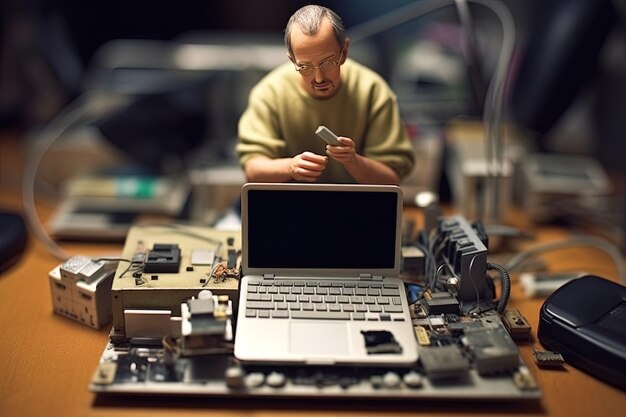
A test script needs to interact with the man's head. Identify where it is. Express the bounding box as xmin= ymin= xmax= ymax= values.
xmin=284 ymin=5 xmax=350 ymax=100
